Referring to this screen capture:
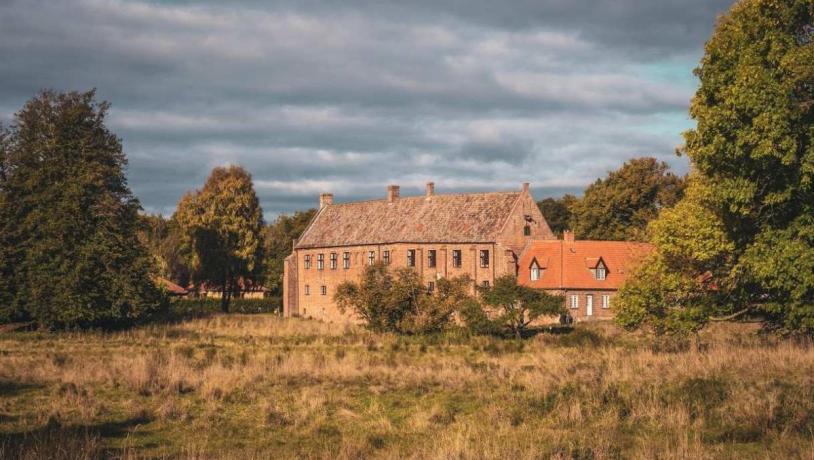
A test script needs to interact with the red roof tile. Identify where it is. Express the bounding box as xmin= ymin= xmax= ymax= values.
xmin=519 ymin=240 xmax=653 ymax=290
xmin=155 ymin=277 xmax=188 ymax=295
